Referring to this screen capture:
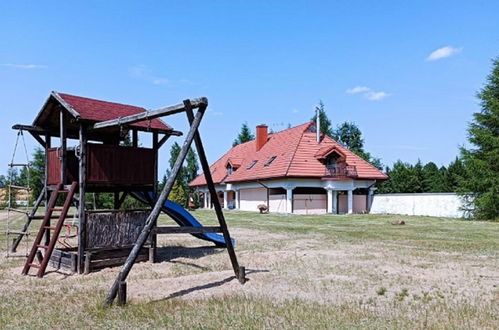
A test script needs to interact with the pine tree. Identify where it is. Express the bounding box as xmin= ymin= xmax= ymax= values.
xmin=422 ymin=162 xmax=443 ymax=192
xmin=446 ymin=157 xmax=466 ymax=192
xmin=311 ymin=100 xmax=333 ymax=137
xmin=460 ymin=57 xmax=499 ymax=220
xmin=29 ymin=147 xmax=45 ymax=202
xmin=232 ymin=122 xmax=255 ymax=147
